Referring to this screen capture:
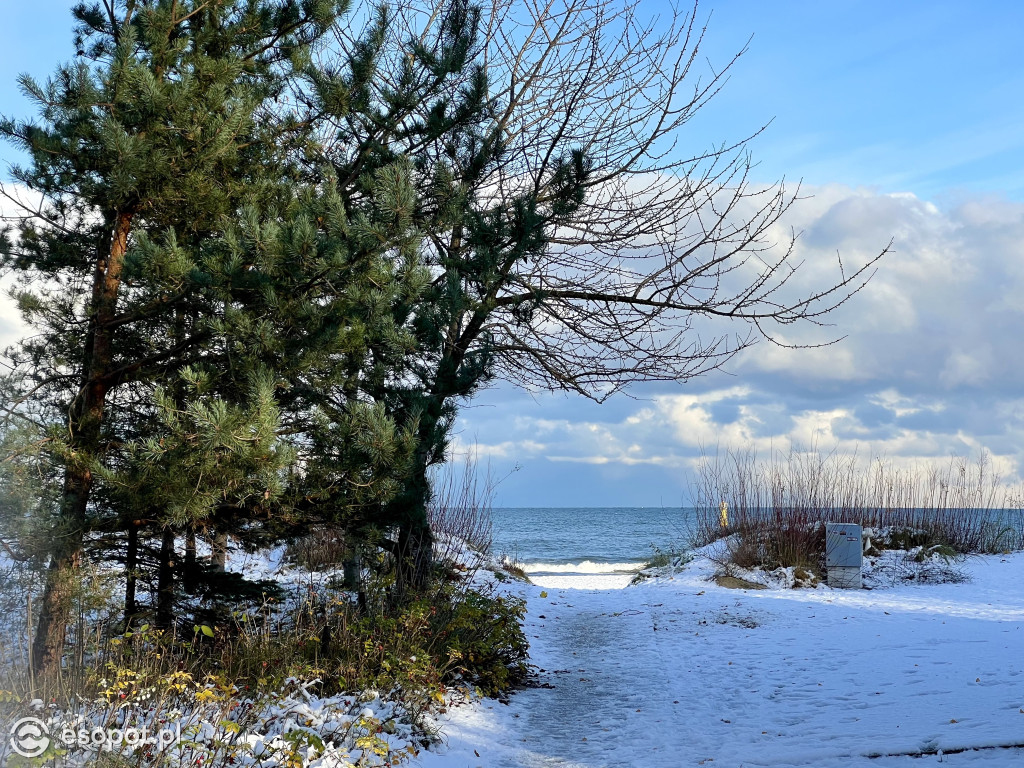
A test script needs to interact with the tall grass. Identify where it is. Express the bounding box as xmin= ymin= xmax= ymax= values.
xmin=427 ymin=451 xmax=495 ymax=565
xmin=690 ymin=448 xmax=1024 ymax=572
